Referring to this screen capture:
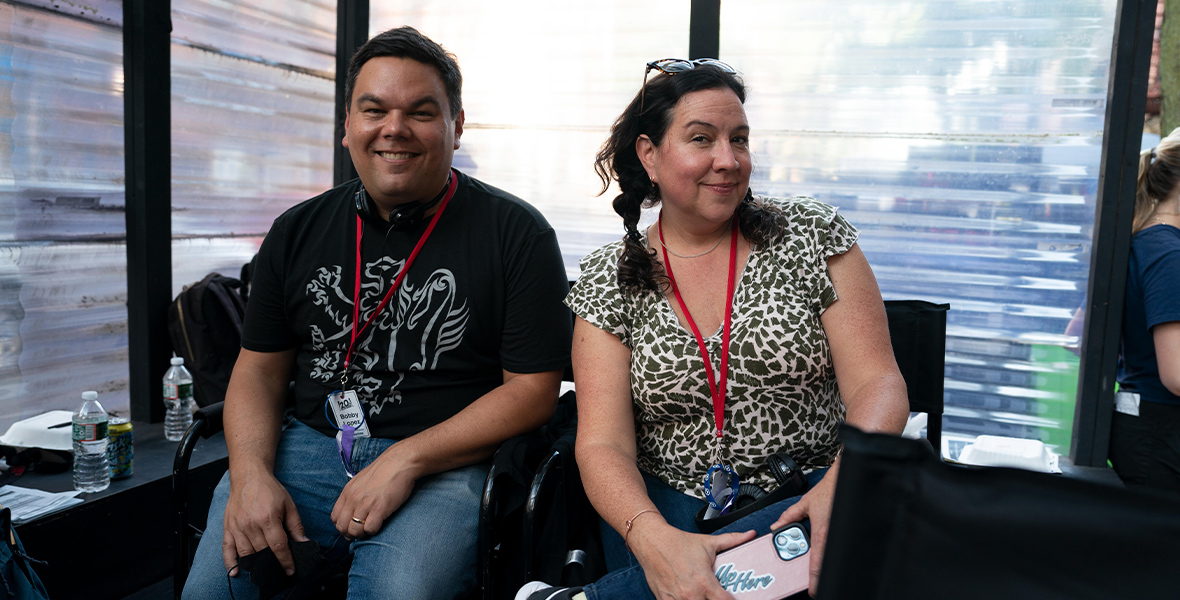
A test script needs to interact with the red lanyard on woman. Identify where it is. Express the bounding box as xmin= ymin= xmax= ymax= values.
xmin=341 ymin=170 xmax=458 ymax=384
xmin=657 ymin=212 xmax=739 ymax=447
